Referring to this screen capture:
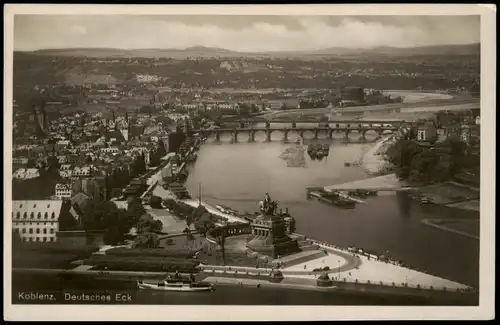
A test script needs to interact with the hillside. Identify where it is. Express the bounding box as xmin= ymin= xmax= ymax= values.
xmin=18 ymin=43 xmax=480 ymax=59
